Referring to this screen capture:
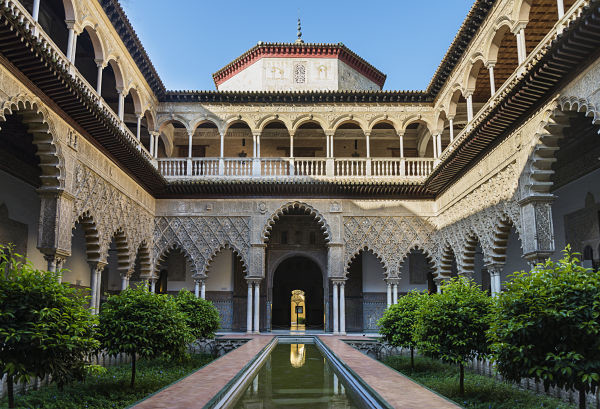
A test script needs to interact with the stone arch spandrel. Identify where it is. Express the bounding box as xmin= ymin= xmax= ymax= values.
xmin=71 ymin=164 xmax=153 ymax=268
xmin=343 ymin=216 xmax=436 ymax=277
xmin=154 ymin=215 xmax=251 ymax=279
